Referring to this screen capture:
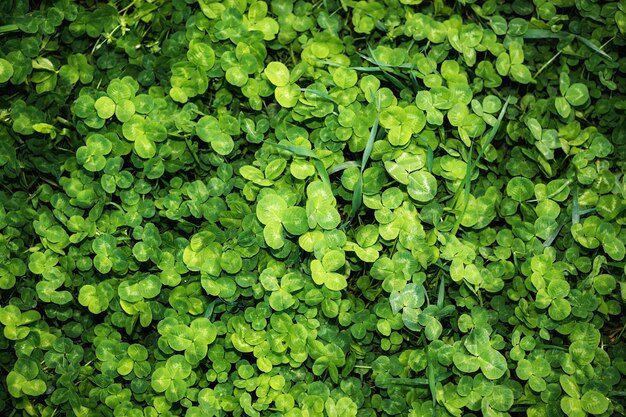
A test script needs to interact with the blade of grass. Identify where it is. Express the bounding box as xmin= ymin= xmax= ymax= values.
xmin=416 ymin=133 xmax=434 ymax=173
xmin=443 ymin=140 xmax=474 ymax=232
xmin=427 ymin=346 xmax=438 ymax=417
xmin=381 ymin=70 xmax=411 ymax=90
xmin=312 ymin=159 xmax=332 ymax=192
xmin=536 ymin=342 xmax=568 ymax=351
xmin=376 ymin=372 xmax=451 ymax=388
xmin=0 ymin=24 xmax=19 ymax=34
xmin=572 ymin=185 xmax=580 ymax=225
xmin=474 ymin=96 xmax=510 ymax=167
xmin=528 ymin=179 xmax=572 ymax=202
xmin=578 ymin=208 xmax=596 ymax=216
xmin=523 ymin=29 xmax=570 ymax=40
xmin=328 ymin=161 xmax=360 ymax=175
xmin=299 ymin=88 xmax=338 ymax=105
xmin=410 ymin=70 xmax=420 ymax=91
xmin=343 ymin=66 xmax=381 ymax=72
xmin=534 ymin=50 xmax=562 ymax=79
xmin=451 ymin=96 xmax=510 ymax=234
xmin=436 ymin=276 xmax=445 ymax=308
xmin=361 ymin=113 xmax=378 ymax=168
xmin=359 ymin=53 xmax=411 ymax=88
xmin=574 ymin=34 xmax=612 ymax=61
xmin=267 ymin=141 xmax=318 ymax=158
xmin=344 ymin=177 xmax=363 ymax=226
xmin=268 ymin=142 xmax=332 ymax=191
xmin=315 ymin=59 xmax=413 ymax=89
xmin=204 ymin=299 xmax=217 ymax=319
xmin=361 ymin=45 xmax=412 ymax=90
xmin=524 ymin=29 xmax=612 ymax=61
xmin=314 ymin=60 xmax=380 ymax=72
xmin=357 ymin=50 xmax=416 ymax=72
xmin=341 ymin=93 xmax=381 ymax=228
xmin=376 ymin=376 xmax=430 ymax=387
xmin=542 ymin=222 xmax=565 ymax=248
